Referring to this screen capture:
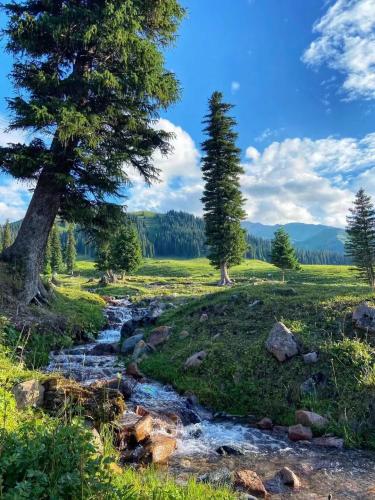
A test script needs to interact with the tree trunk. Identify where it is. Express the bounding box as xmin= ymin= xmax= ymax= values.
xmin=1 ymin=168 xmax=62 ymax=304
xmin=219 ymin=262 xmax=232 ymax=286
